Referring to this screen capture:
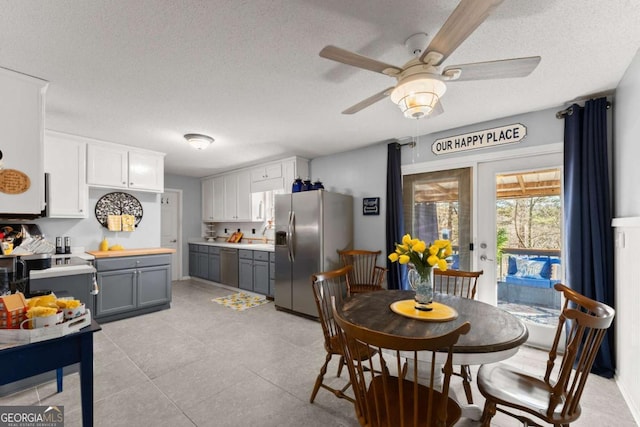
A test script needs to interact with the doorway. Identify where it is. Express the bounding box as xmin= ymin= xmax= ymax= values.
xmin=403 ymin=167 xmax=472 ymax=270
xmin=477 ymin=152 xmax=563 ymax=349
xmin=161 ymin=189 xmax=182 ymax=281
